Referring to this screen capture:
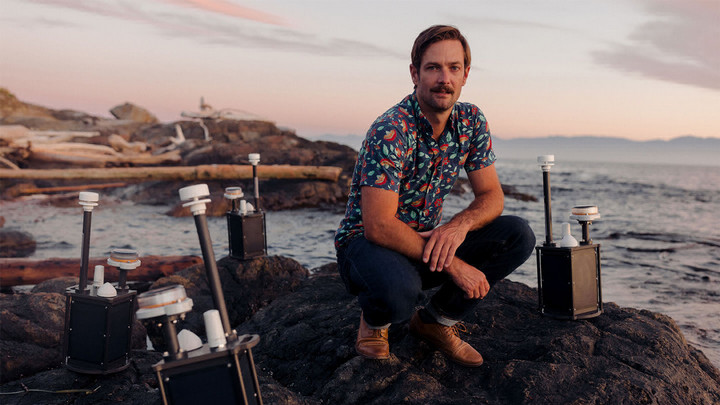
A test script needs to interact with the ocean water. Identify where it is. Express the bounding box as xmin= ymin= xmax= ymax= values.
xmin=2 ymin=159 xmax=718 ymax=367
